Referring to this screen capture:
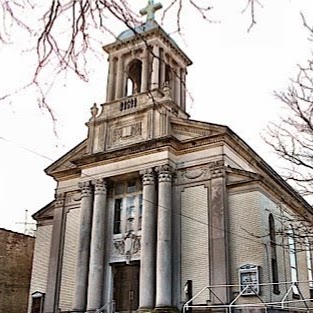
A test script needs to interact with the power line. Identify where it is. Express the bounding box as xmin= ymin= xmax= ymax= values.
xmin=1 ymin=134 xmax=265 ymax=247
